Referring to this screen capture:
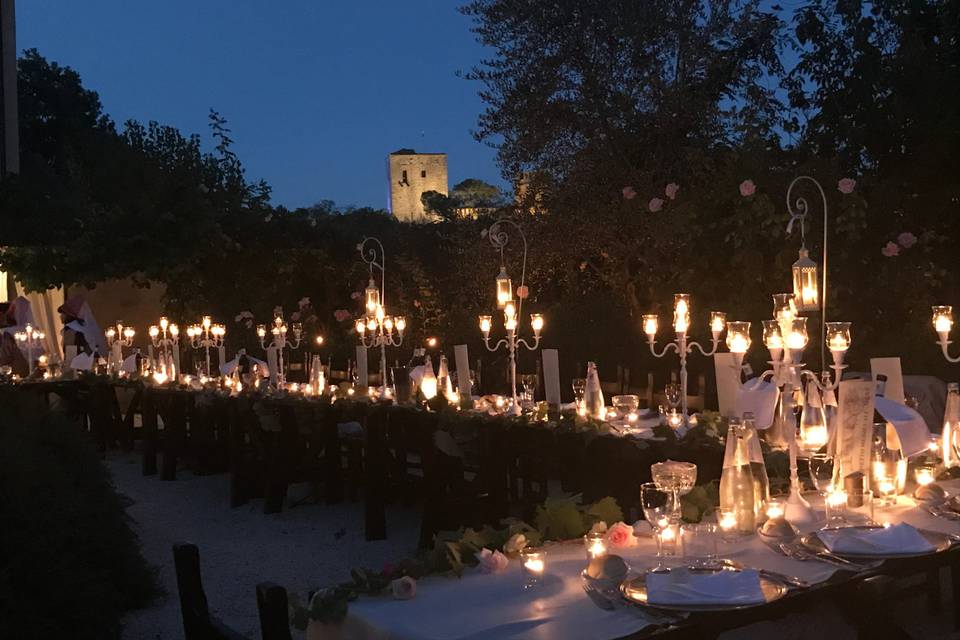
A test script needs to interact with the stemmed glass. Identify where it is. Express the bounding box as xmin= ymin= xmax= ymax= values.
xmin=808 ymin=453 xmax=835 ymax=496
xmin=572 ymin=378 xmax=586 ymax=407
xmin=664 ymin=383 xmax=682 ymax=413
xmin=651 ymin=460 xmax=697 ymax=520
xmin=520 ymin=373 xmax=538 ymax=403
xmin=641 ymin=482 xmax=672 ymax=567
